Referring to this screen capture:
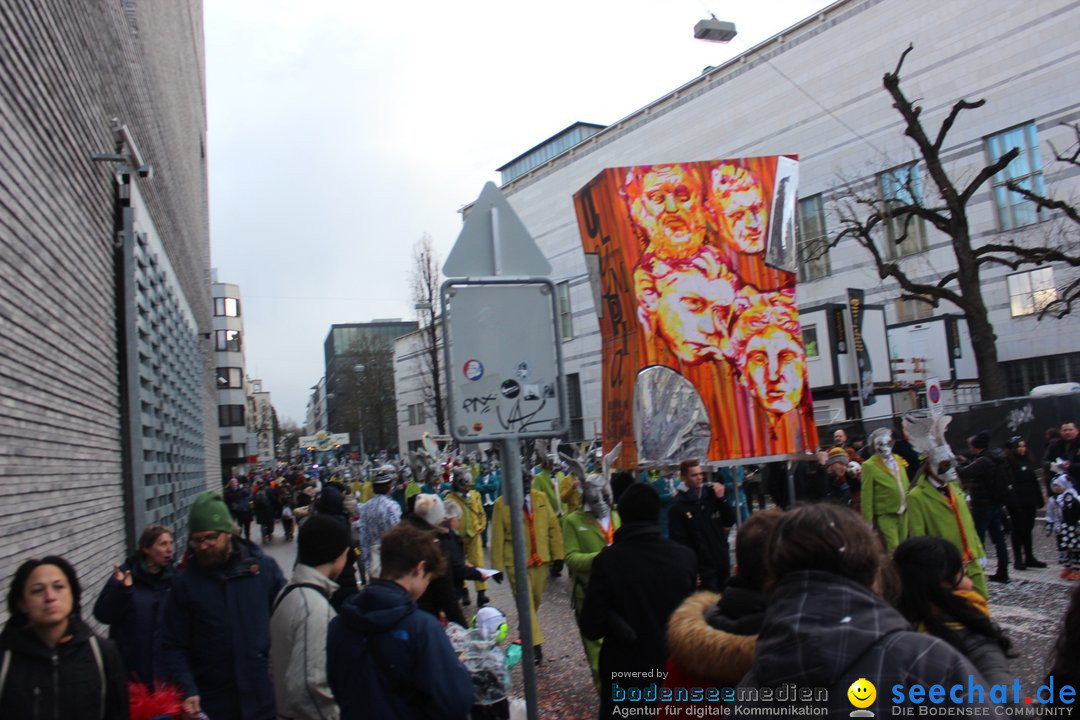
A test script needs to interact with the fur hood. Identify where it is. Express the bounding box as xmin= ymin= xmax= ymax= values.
xmin=666 ymin=590 xmax=758 ymax=685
